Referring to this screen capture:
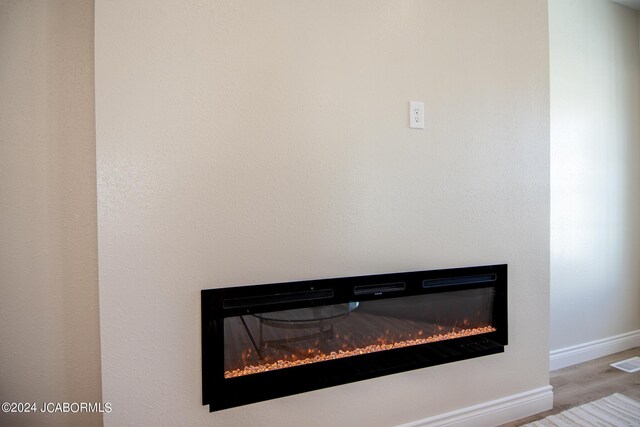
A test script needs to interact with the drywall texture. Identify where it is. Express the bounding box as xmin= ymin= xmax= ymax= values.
xmin=549 ymin=0 xmax=640 ymax=351
xmin=0 ymin=1 xmax=102 ymax=426
xmin=95 ymin=1 xmax=550 ymax=425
